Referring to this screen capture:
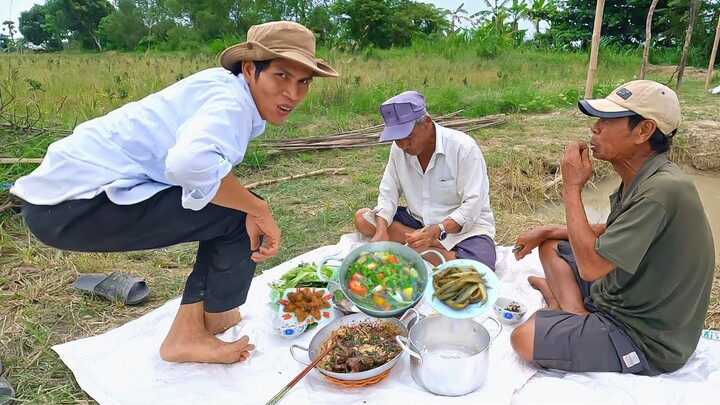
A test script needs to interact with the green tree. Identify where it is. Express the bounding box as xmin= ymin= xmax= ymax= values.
xmin=18 ymin=4 xmax=63 ymax=50
xmin=2 ymin=21 xmax=17 ymax=41
xmin=507 ymin=0 xmax=528 ymax=34
xmin=479 ymin=0 xmax=510 ymax=33
xmin=527 ymin=0 xmax=554 ymax=34
xmin=165 ymin=0 xmax=235 ymax=40
xmin=333 ymin=0 xmax=448 ymax=49
xmin=98 ymin=0 xmax=146 ymax=50
xmin=542 ymin=0 xmax=720 ymax=62
xmin=443 ymin=3 xmax=482 ymax=33
xmin=51 ymin=0 xmax=116 ymax=50
xmin=134 ymin=0 xmax=173 ymax=40
xmin=305 ymin=4 xmax=339 ymax=45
